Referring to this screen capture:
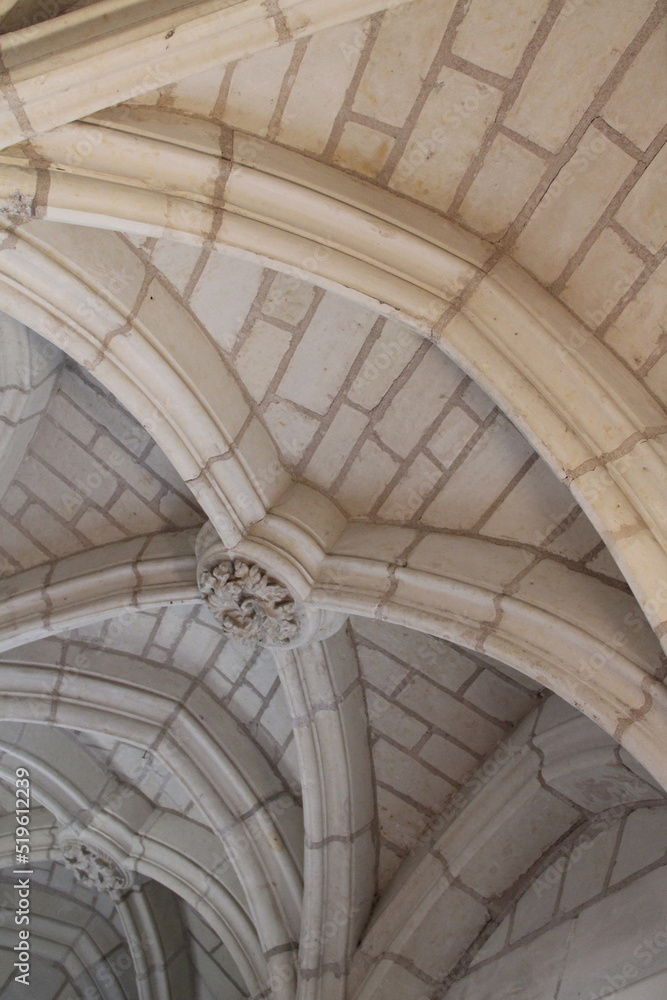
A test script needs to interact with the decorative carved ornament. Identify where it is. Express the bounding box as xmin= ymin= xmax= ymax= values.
xmin=199 ymin=559 xmax=300 ymax=646
xmin=195 ymin=522 xmax=346 ymax=648
xmin=61 ymin=841 xmax=134 ymax=900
